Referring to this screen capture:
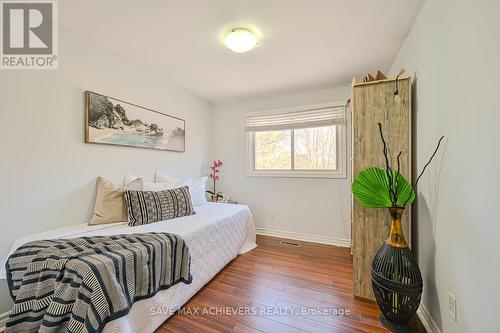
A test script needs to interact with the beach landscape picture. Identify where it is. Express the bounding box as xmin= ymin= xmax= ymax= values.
xmin=85 ymin=91 xmax=185 ymax=152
